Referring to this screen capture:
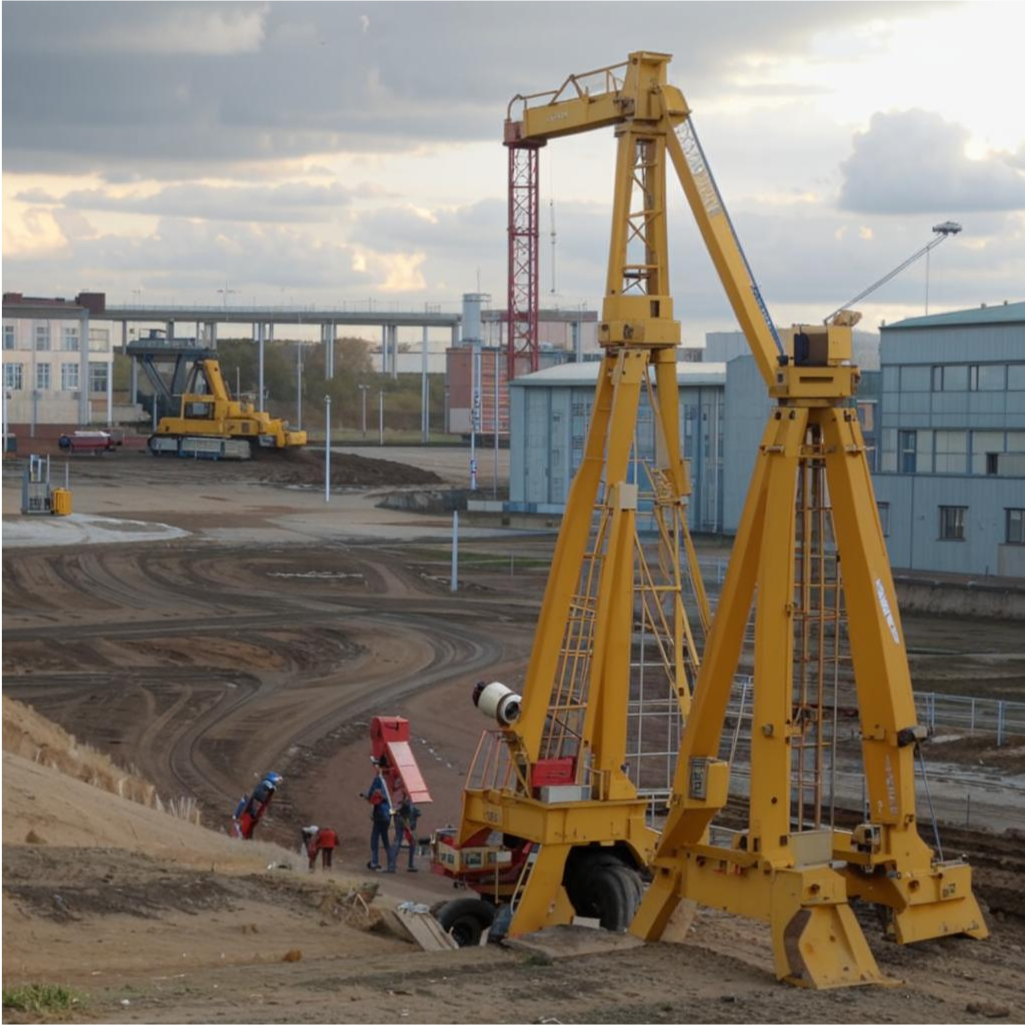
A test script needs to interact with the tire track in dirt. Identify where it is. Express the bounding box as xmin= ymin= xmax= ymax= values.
xmin=2 ymin=542 xmax=533 ymax=832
